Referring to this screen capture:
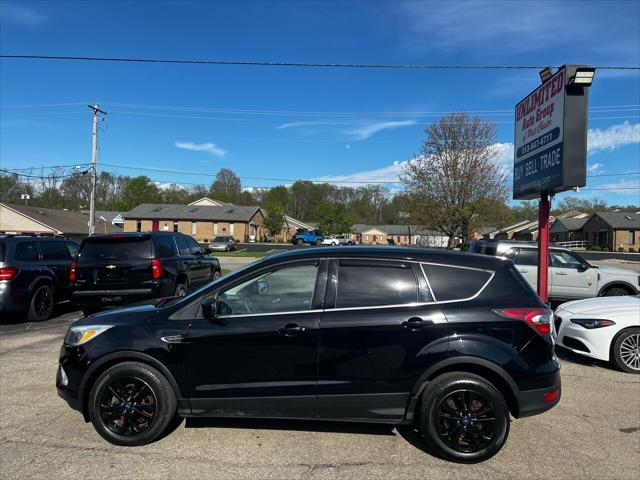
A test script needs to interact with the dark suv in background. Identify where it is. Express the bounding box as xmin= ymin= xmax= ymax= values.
xmin=57 ymin=247 xmax=560 ymax=462
xmin=0 ymin=235 xmax=79 ymax=321
xmin=70 ymin=232 xmax=221 ymax=315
